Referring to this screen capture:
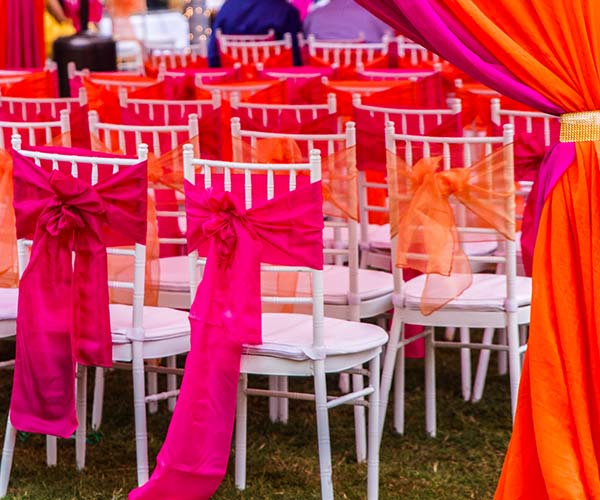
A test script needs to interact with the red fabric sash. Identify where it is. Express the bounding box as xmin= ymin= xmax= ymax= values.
xmin=130 ymin=176 xmax=324 ymax=500
xmin=9 ymin=149 xmax=148 ymax=438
